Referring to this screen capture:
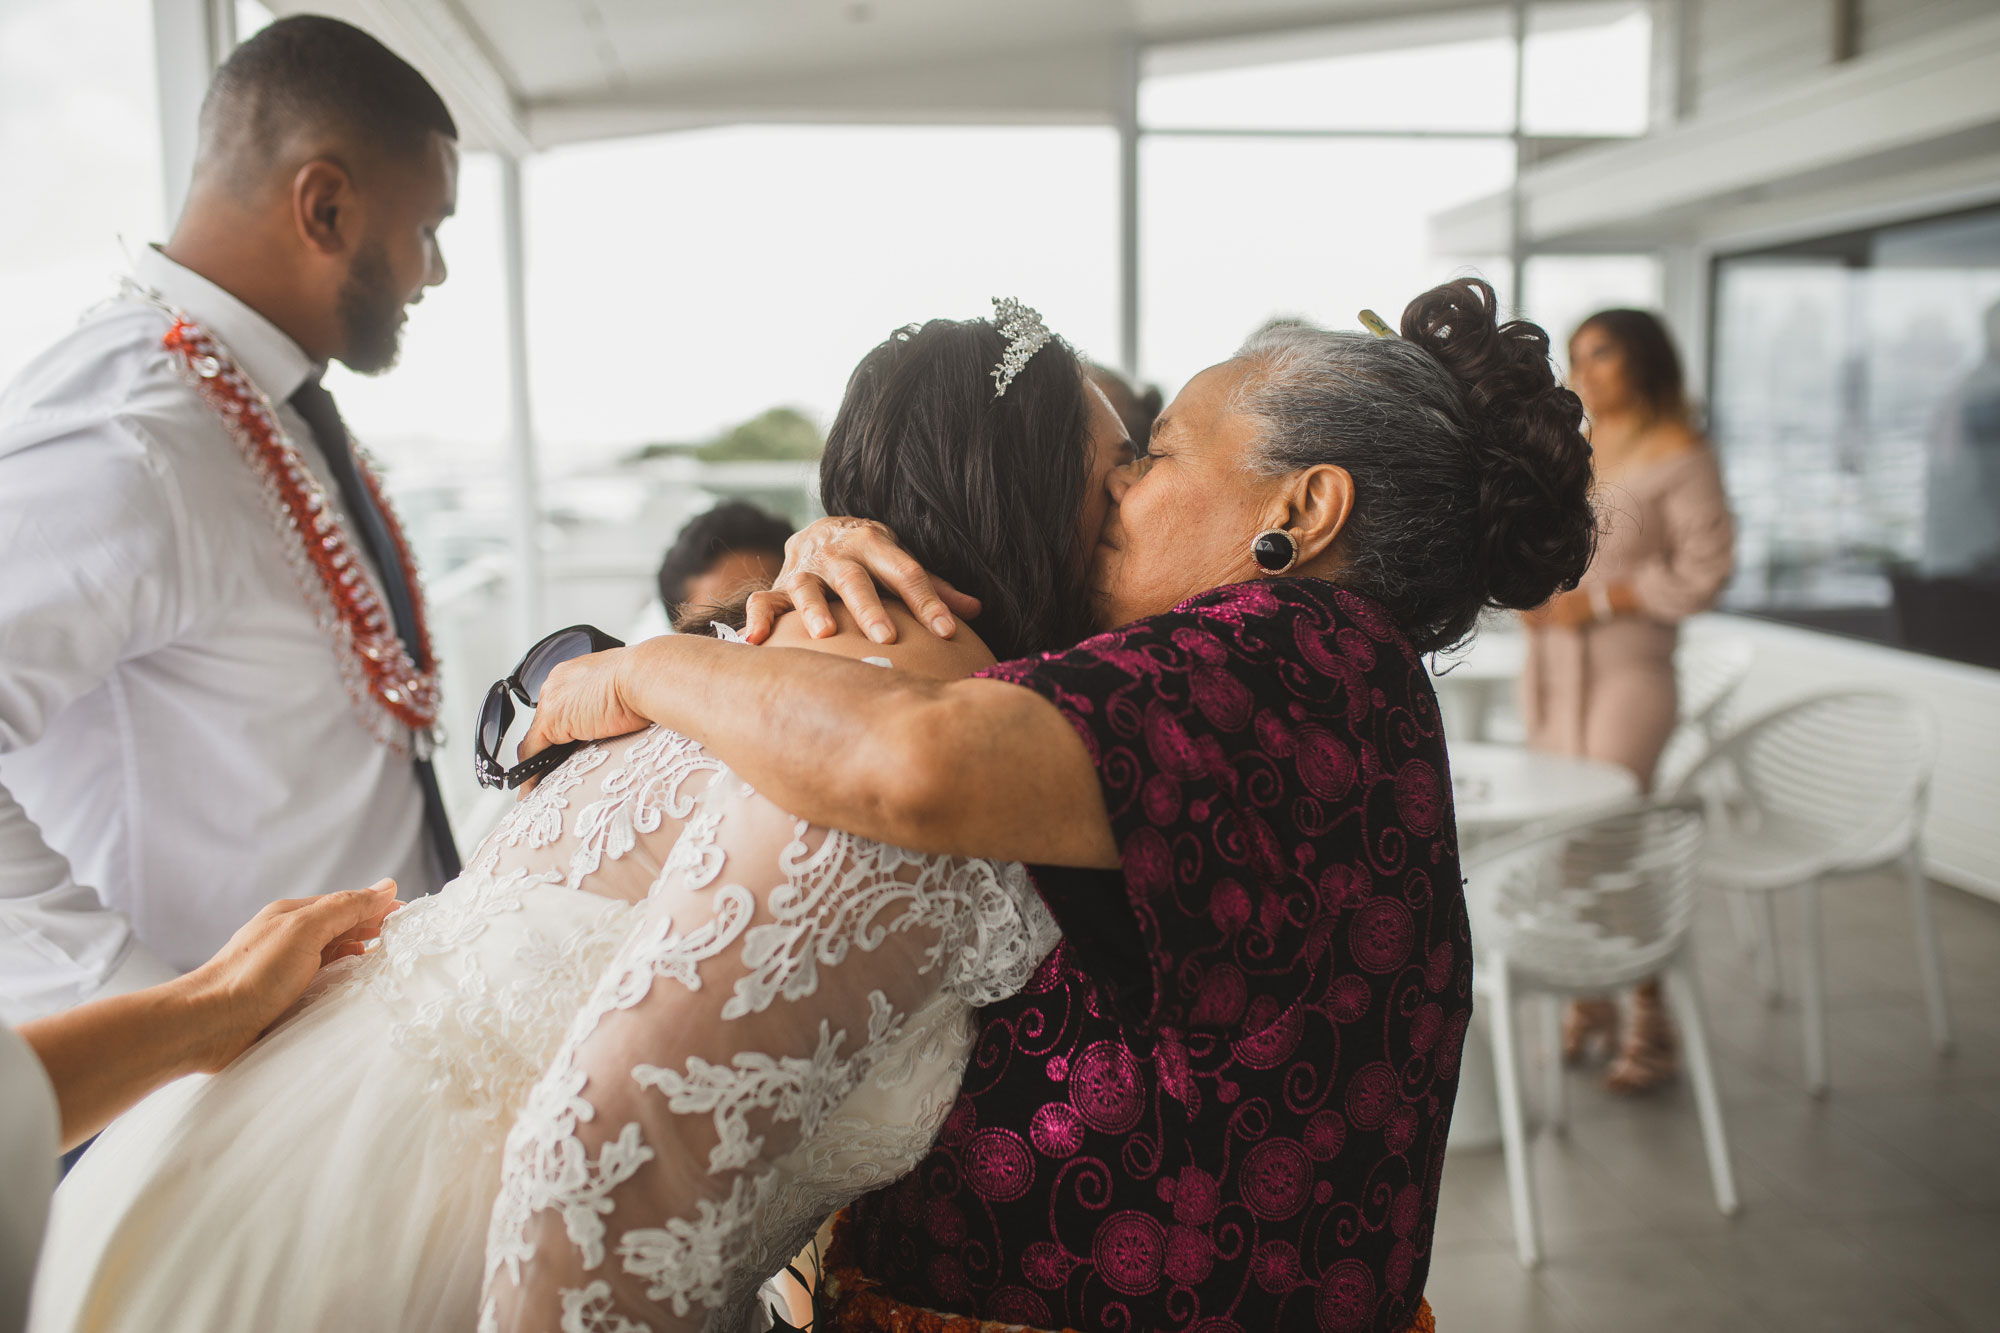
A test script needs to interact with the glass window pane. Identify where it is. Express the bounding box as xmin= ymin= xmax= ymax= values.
xmin=1142 ymin=28 xmax=1517 ymax=134
xmin=1522 ymin=253 xmax=1664 ymax=373
xmin=1711 ymin=260 xmax=1858 ymax=610
xmin=1709 ymin=206 xmax=2000 ymax=666
xmin=1522 ymin=4 xmax=1652 ymax=137
xmin=523 ymin=125 xmax=1117 ymax=458
xmin=1874 ymin=213 xmax=2000 ymax=586
xmin=0 ymin=0 xmax=162 ymax=386
xmin=1139 ymin=136 xmax=1515 ymax=396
